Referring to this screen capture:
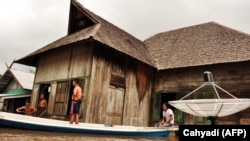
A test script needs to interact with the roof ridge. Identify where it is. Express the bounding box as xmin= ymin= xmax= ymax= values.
xmin=144 ymin=21 xmax=250 ymax=41
xmin=144 ymin=21 xmax=213 ymax=41
xmin=211 ymin=22 xmax=250 ymax=36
